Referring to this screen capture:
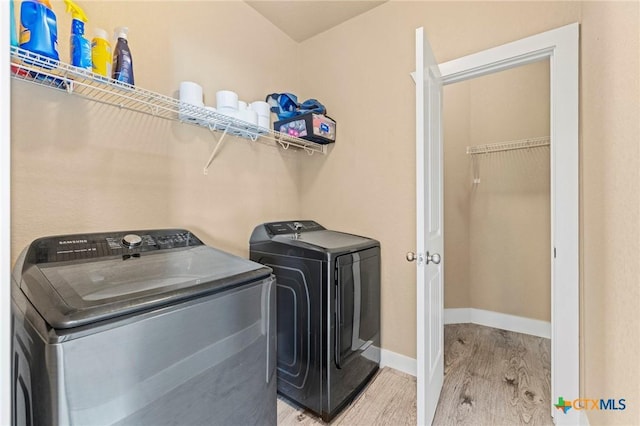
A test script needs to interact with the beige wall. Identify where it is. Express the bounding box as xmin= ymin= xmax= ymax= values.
xmin=468 ymin=62 xmax=550 ymax=321
xmin=581 ymin=2 xmax=640 ymax=424
xmin=444 ymin=61 xmax=551 ymax=321
xmin=442 ymin=76 xmax=471 ymax=308
xmin=11 ymin=1 xmax=302 ymax=263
